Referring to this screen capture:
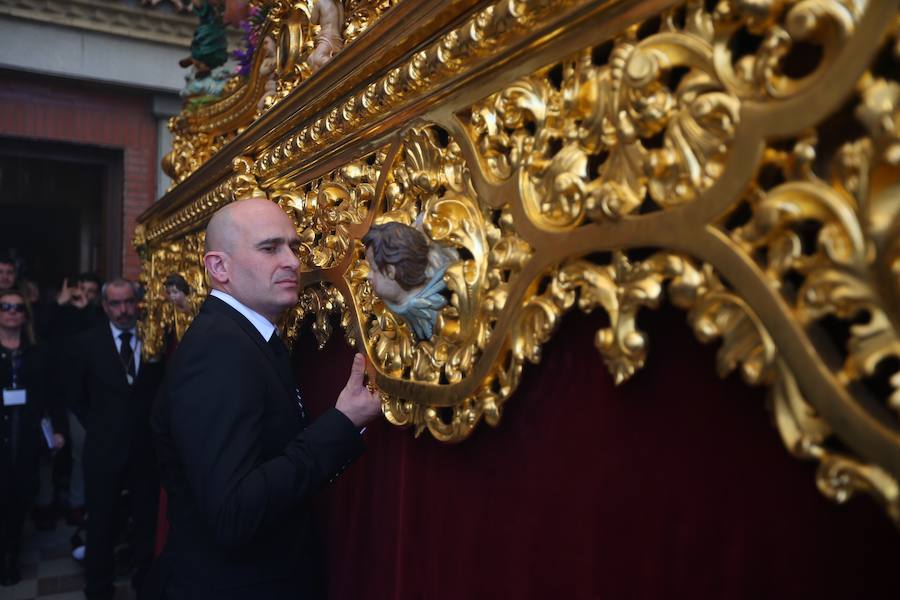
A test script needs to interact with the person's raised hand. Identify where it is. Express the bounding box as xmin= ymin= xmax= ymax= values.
xmin=335 ymin=353 xmax=381 ymax=428
xmin=56 ymin=278 xmax=72 ymax=306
